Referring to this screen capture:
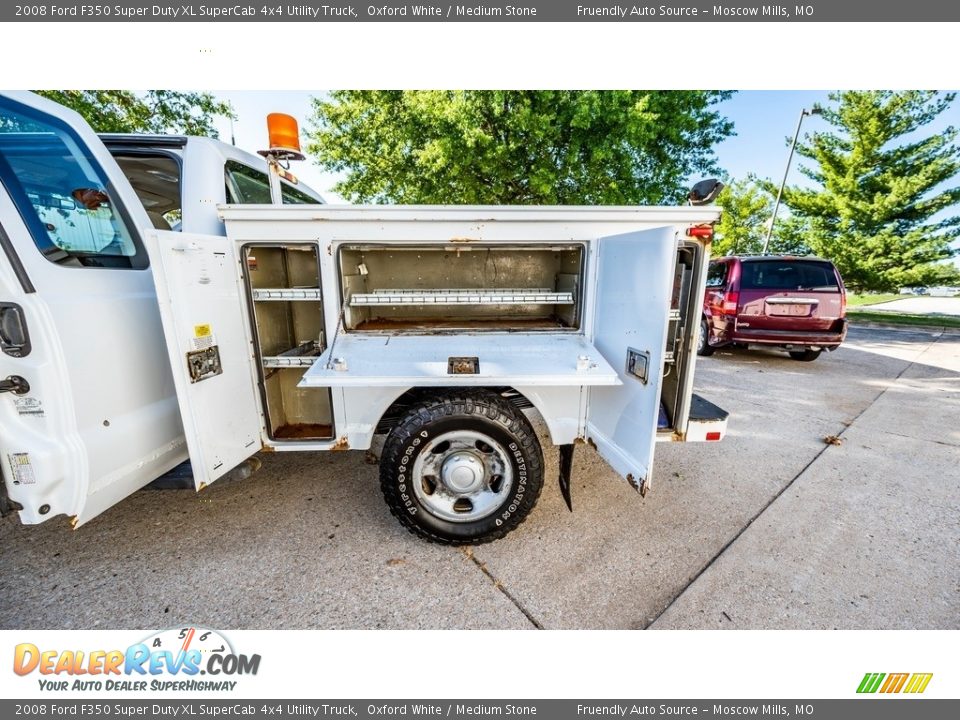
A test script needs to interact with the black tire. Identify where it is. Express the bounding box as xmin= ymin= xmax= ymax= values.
xmin=789 ymin=349 xmax=822 ymax=362
xmin=379 ymin=390 xmax=544 ymax=545
xmin=697 ymin=317 xmax=715 ymax=356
